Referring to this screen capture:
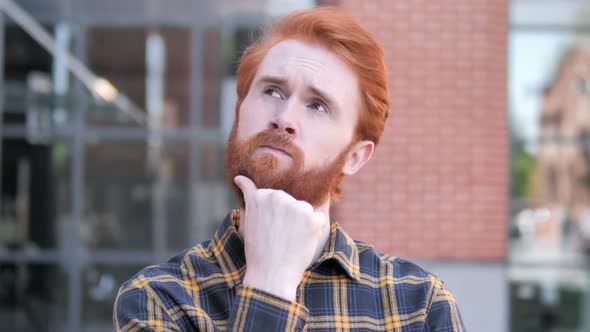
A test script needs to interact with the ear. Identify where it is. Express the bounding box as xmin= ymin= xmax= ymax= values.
xmin=342 ymin=140 xmax=375 ymax=176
